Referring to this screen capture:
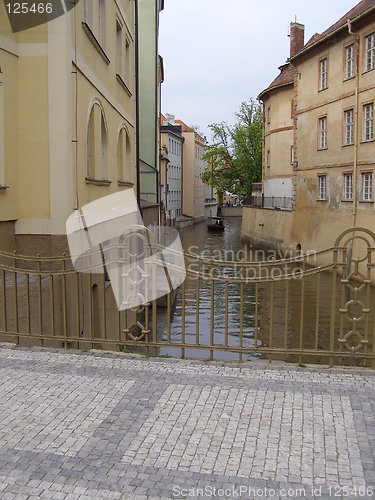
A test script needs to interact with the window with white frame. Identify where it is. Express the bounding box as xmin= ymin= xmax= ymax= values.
xmin=362 ymin=172 xmax=373 ymax=201
xmin=345 ymin=44 xmax=355 ymax=79
xmin=318 ymin=175 xmax=327 ymax=200
xmin=84 ymin=0 xmax=92 ymax=25
xmin=364 ymin=103 xmax=374 ymax=141
xmin=344 ymin=109 xmax=354 ymax=145
xmin=0 ymin=83 xmax=4 ymax=186
xmin=319 ymin=116 xmax=327 ymax=149
xmin=344 ymin=173 xmax=353 ymax=200
xmin=84 ymin=0 xmax=106 ymax=48
xmin=365 ymin=32 xmax=375 ymax=72
xmin=124 ymin=38 xmax=130 ymax=84
xmin=319 ymin=58 xmax=328 ymax=90
xmin=98 ymin=0 xmax=106 ymax=47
